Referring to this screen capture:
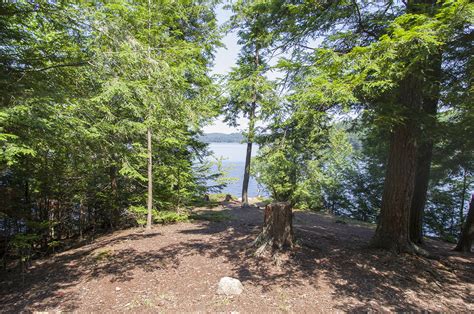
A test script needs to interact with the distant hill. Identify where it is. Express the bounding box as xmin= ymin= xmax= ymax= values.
xmin=199 ymin=132 xmax=244 ymax=143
